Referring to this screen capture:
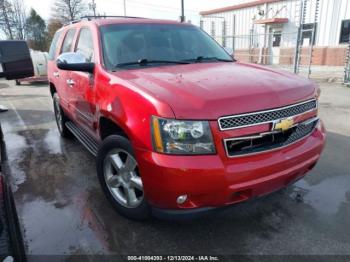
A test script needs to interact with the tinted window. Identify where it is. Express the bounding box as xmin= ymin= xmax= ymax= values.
xmin=100 ymin=24 xmax=233 ymax=70
xmin=48 ymin=31 xmax=62 ymax=60
xmin=75 ymin=28 xmax=94 ymax=62
xmin=60 ymin=29 xmax=76 ymax=54
xmin=340 ymin=19 xmax=350 ymax=44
